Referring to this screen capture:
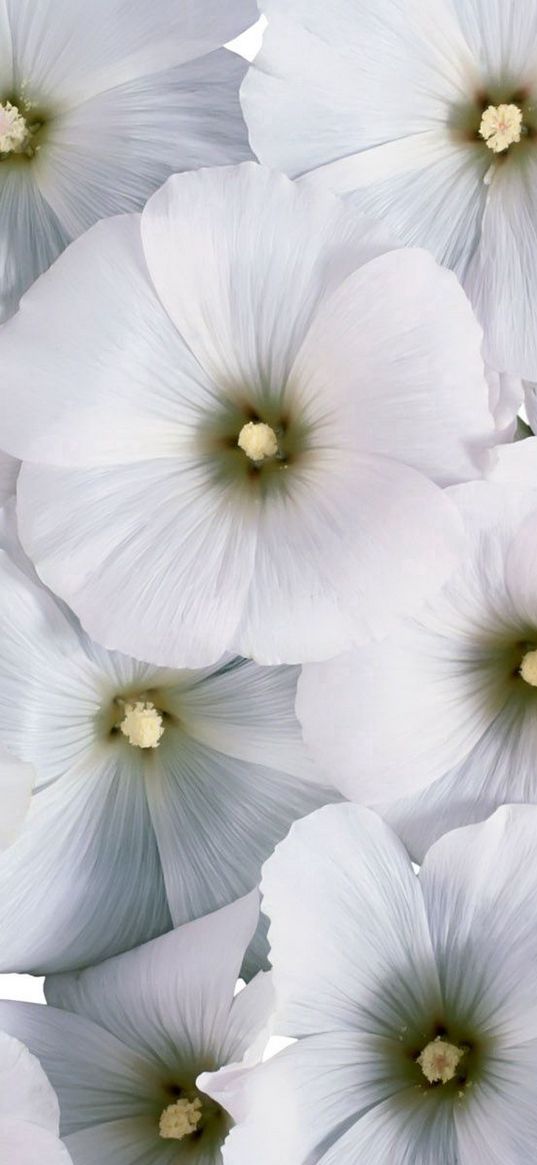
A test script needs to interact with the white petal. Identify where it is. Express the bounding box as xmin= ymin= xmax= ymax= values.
xmin=9 ymin=0 xmax=256 ymax=106
xmin=316 ymin=1090 xmax=458 ymax=1165
xmin=0 ymin=1001 xmax=159 ymax=1134
xmin=208 ymin=1033 xmax=407 ymax=1165
xmin=485 ymin=368 xmax=522 ymax=439
xmin=144 ymin=735 xmax=335 ymax=924
xmin=451 ymin=0 xmax=537 ymax=78
xmin=0 ymin=763 xmax=171 ymax=974
xmin=46 ymin=893 xmax=259 ymax=1071
xmin=0 ymin=452 xmax=19 ymax=503
xmin=17 ymin=459 xmax=258 ymax=669
xmin=504 ymin=504 xmax=537 ymax=625
xmin=0 ymin=1121 xmax=72 ymax=1165
xmin=235 ymin=453 xmax=464 ymax=664
xmin=420 ymin=804 xmax=537 ymax=1043
xmin=0 ymin=1031 xmax=59 ymax=1130
xmin=487 ymin=435 xmax=537 ymax=487
xmin=0 ymin=213 xmax=215 ymax=466
xmin=287 ymin=247 xmax=494 ymax=485
xmin=63 ymin=1119 xmax=162 ymax=1165
xmin=141 ymin=162 xmax=395 ymax=389
xmin=261 ymin=803 xmax=441 ymax=1037
xmin=465 ymin=161 xmax=537 ymax=379
xmin=455 ymin=1042 xmax=537 ymax=1164
xmin=0 ymin=167 xmax=69 ymax=323
xmin=212 ymin=971 xmax=274 ymax=1071
xmin=0 ymin=744 xmax=34 ymax=850
xmin=35 ymin=50 xmax=251 ymax=239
